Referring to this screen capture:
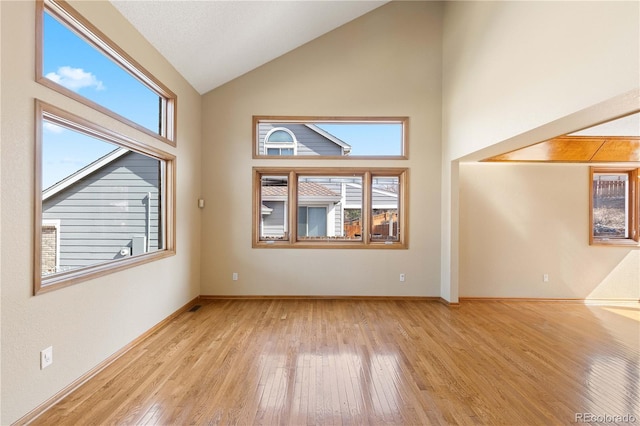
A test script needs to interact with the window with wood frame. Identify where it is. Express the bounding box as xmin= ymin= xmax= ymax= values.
xmin=590 ymin=167 xmax=639 ymax=246
xmin=35 ymin=101 xmax=176 ymax=294
xmin=37 ymin=0 xmax=177 ymax=145
xmin=254 ymin=117 xmax=408 ymax=159
xmin=253 ymin=168 xmax=408 ymax=248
